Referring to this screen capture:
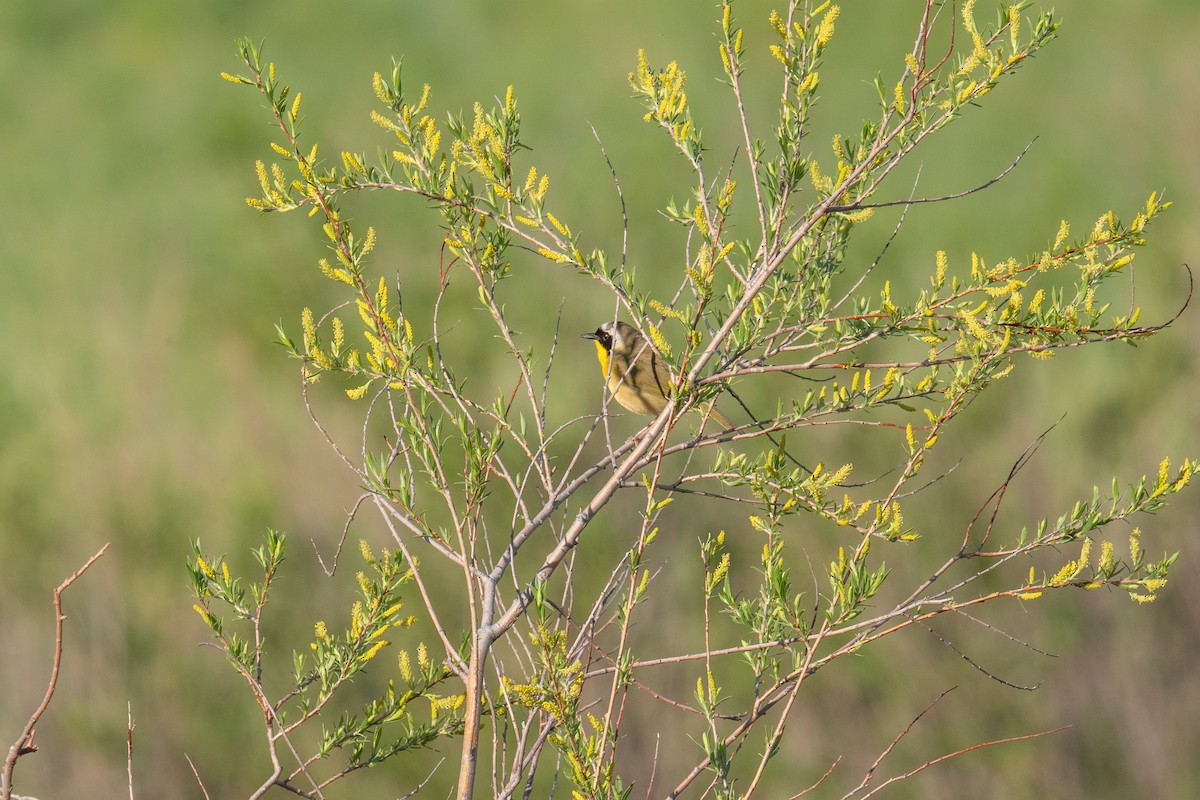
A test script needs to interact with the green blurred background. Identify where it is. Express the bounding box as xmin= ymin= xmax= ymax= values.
xmin=1 ymin=1 xmax=1198 ymax=797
